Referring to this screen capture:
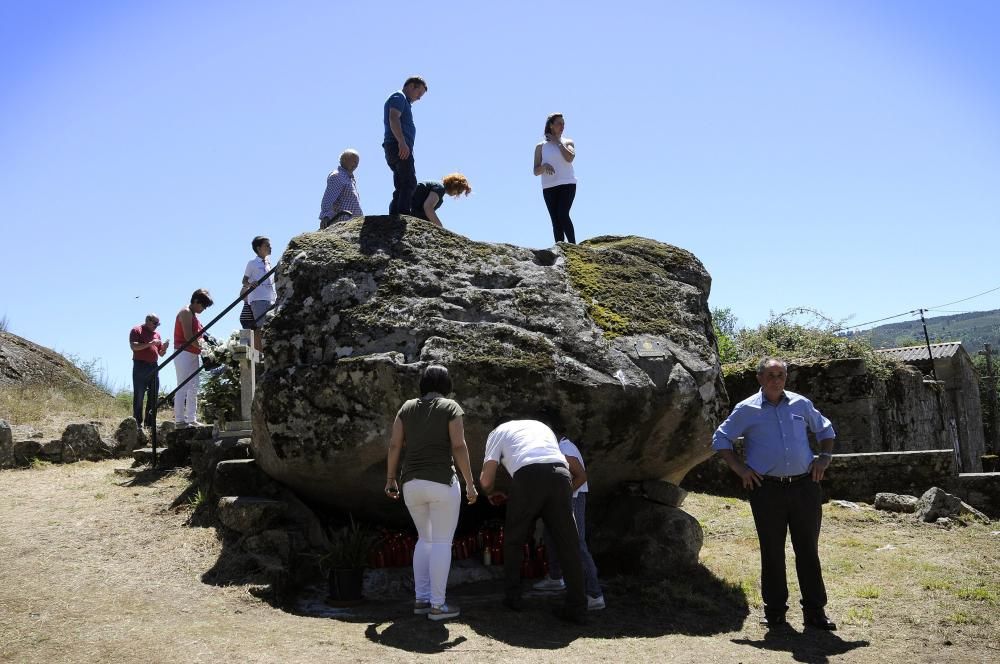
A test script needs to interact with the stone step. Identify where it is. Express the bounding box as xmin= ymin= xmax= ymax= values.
xmin=131 ymin=446 xmax=187 ymax=467
xmin=217 ymin=496 xmax=287 ymax=534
